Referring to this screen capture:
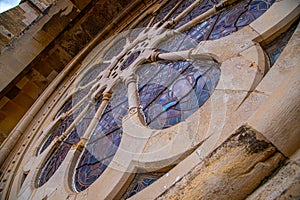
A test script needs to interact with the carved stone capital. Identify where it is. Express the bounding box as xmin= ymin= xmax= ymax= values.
xmin=54 ymin=135 xmax=65 ymax=145
xmin=125 ymin=106 xmax=146 ymax=125
xmin=71 ymin=138 xmax=87 ymax=152
xmin=124 ymin=74 xmax=137 ymax=88
xmin=103 ymin=92 xmax=112 ymax=101
xmin=150 ymin=51 xmax=160 ymax=62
